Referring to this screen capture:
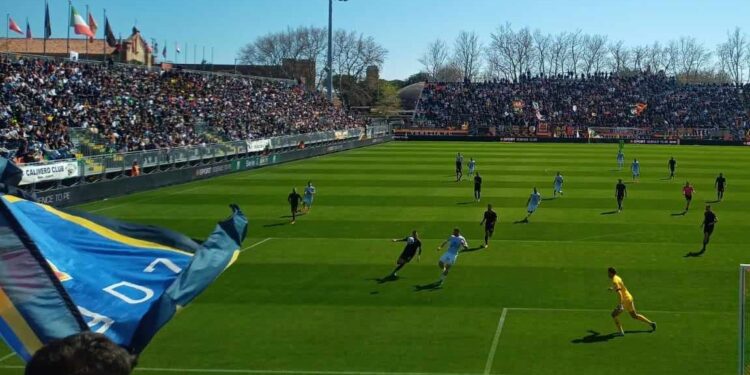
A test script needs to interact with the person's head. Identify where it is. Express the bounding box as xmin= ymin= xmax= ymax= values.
xmin=307 ymin=181 xmax=312 ymax=186
xmin=556 ymin=171 xmax=561 ymax=176
xmin=470 ymin=157 xmax=474 ymax=161
xmin=487 ymin=204 xmax=493 ymax=211
xmin=706 ymin=205 xmax=712 ymax=212
xmin=452 ymin=227 xmax=460 ymax=236
xmin=685 ymin=181 xmax=690 ymax=187
xmin=411 ymin=230 xmax=418 ymax=239
xmin=132 ymin=160 xmax=138 ymax=166
xmin=634 ymin=158 xmax=638 ymax=162
xmin=292 ymin=188 xmax=297 ymax=193
xmin=670 ymin=156 xmax=674 ymax=160
xmin=719 ymin=173 xmax=723 ymax=177
xmin=533 ymin=187 xmax=538 ymax=193
xmin=476 ymin=172 xmax=480 ymax=177
xmin=608 ymin=267 xmax=617 ymax=279
xmin=25 ymin=332 xmax=135 ymax=375
xmin=618 ymin=179 xmax=623 ymax=184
